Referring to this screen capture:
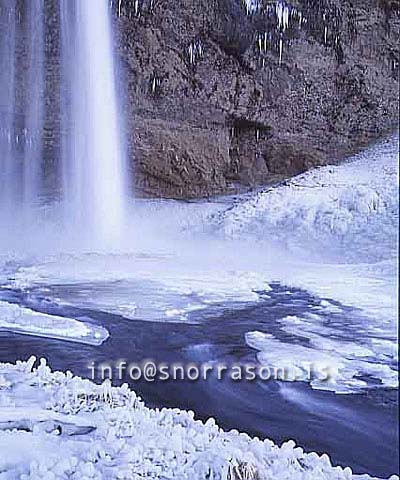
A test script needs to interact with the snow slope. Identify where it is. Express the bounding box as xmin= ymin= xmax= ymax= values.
xmin=216 ymin=136 xmax=398 ymax=265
